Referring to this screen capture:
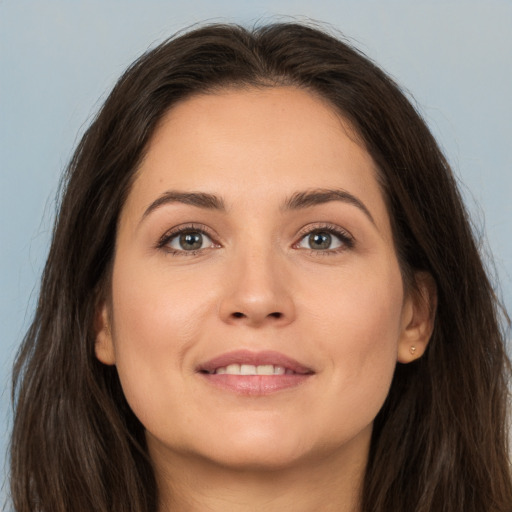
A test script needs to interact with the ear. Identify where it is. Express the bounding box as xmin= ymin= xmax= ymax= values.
xmin=397 ymin=271 xmax=437 ymax=363
xmin=94 ymin=300 xmax=116 ymax=365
